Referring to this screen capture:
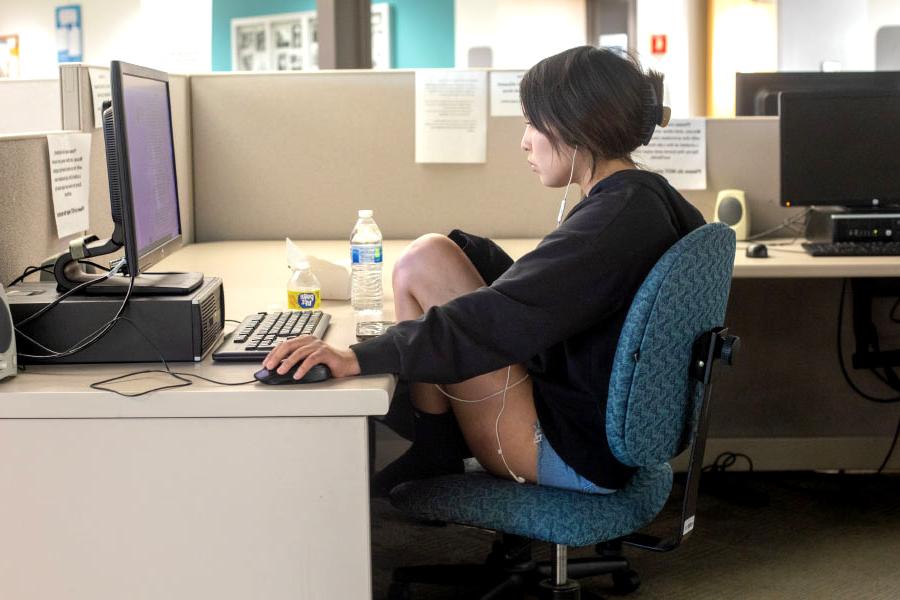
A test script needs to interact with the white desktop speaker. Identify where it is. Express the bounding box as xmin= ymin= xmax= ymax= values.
xmin=715 ymin=189 xmax=750 ymax=241
xmin=0 ymin=284 xmax=16 ymax=380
